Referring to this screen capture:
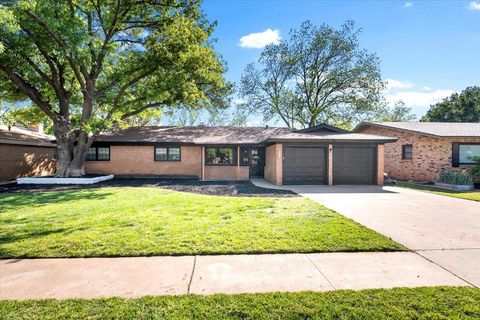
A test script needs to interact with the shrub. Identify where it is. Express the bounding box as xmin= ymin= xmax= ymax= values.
xmin=437 ymin=172 xmax=473 ymax=185
xmin=468 ymin=156 xmax=480 ymax=178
